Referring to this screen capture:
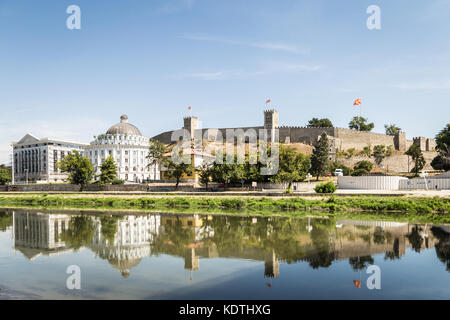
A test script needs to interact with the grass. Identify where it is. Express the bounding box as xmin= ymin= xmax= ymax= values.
xmin=0 ymin=194 xmax=449 ymax=223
